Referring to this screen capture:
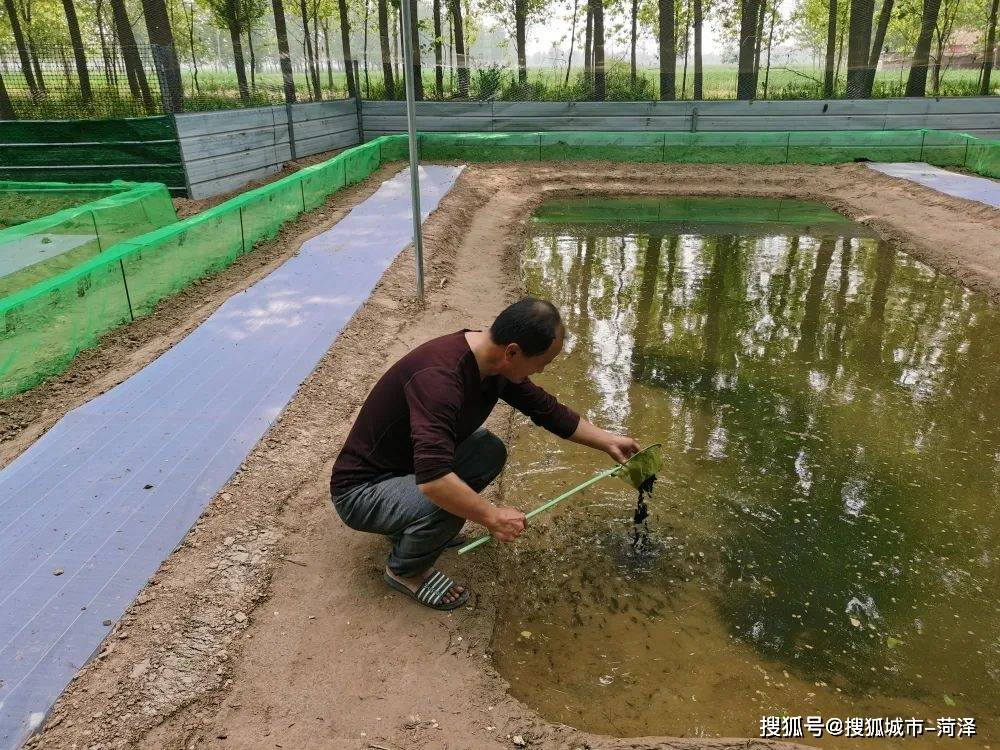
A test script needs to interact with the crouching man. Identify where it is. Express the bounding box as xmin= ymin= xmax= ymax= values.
xmin=330 ymin=297 xmax=639 ymax=610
